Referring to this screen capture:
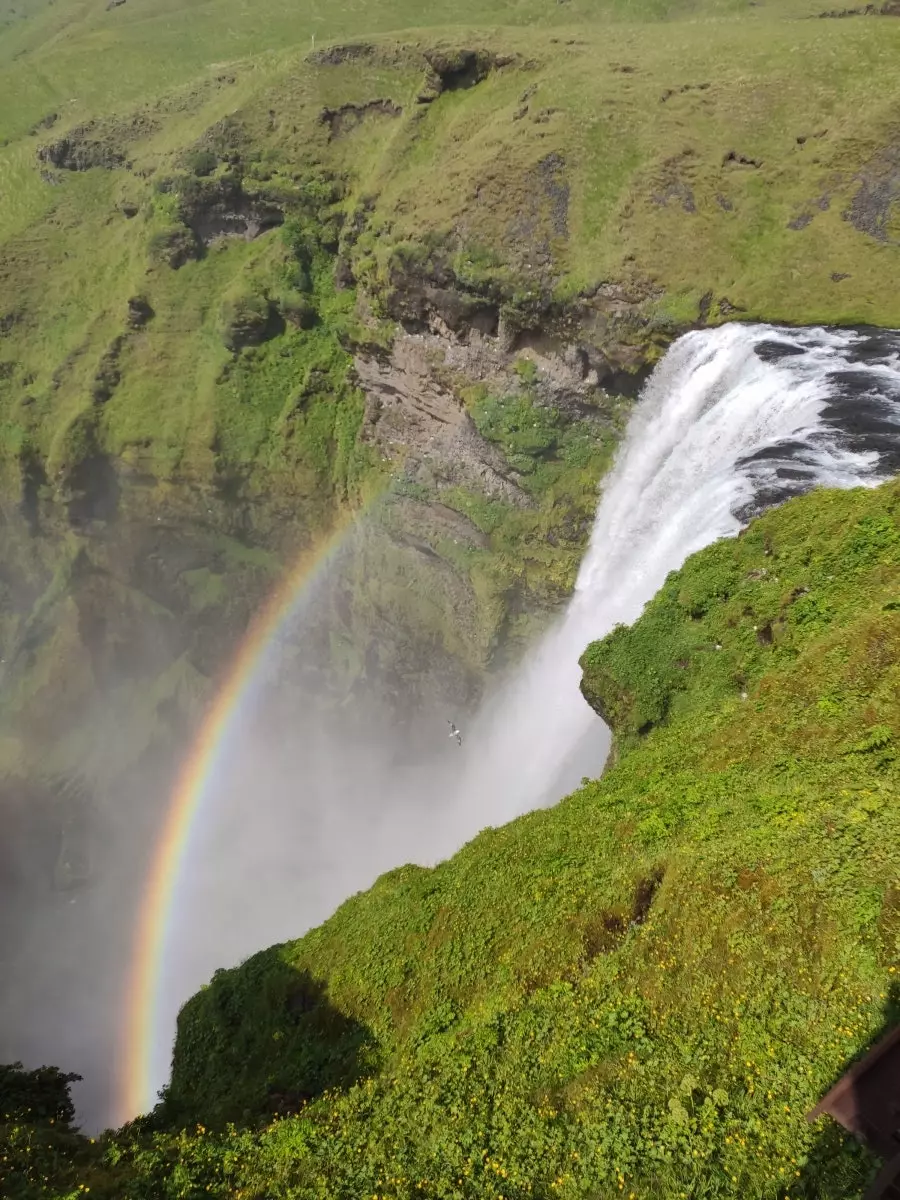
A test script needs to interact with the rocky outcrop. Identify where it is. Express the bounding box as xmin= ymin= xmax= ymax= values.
xmin=37 ymin=115 xmax=157 ymax=171
xmin=175 ymin=175 xmax=285 ymax=245
xmin=354 ymin=334 xmax=529 ymax=507
xmin=417 ymin=48 xmax=513 ymax=103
